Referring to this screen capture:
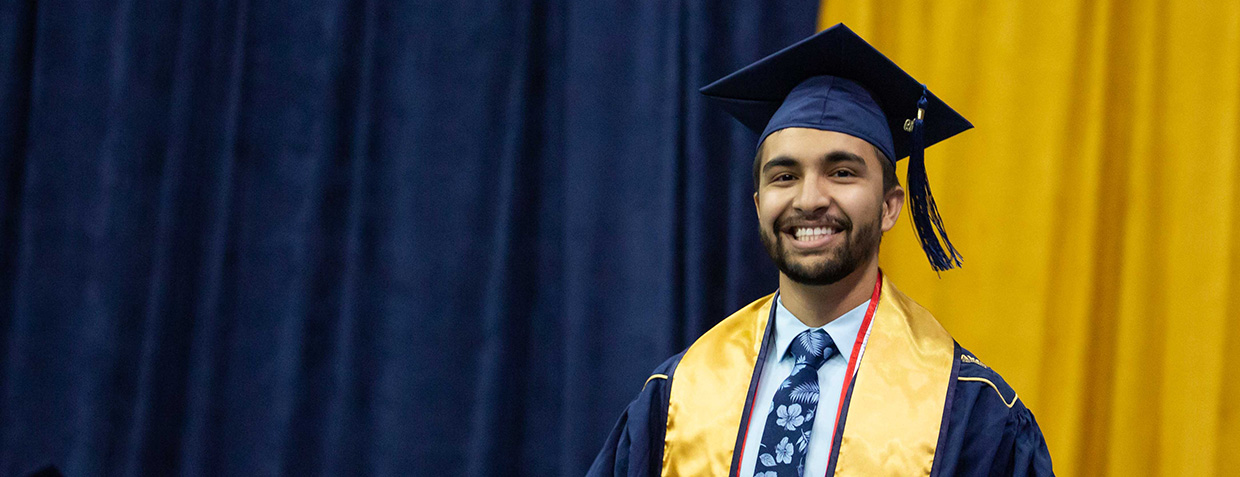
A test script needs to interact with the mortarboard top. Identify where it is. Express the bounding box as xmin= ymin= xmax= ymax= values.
xmin=699 ymin=23 xmax=972 ymax=162
xmin=700 ymin=23 xmax=970 ymax=272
